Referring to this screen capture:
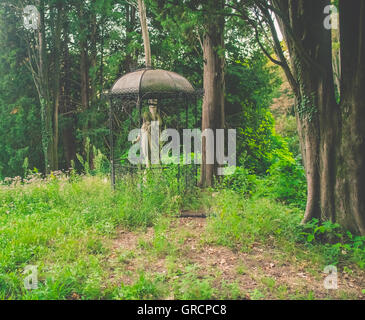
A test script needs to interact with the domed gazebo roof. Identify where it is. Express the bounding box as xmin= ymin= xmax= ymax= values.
xmin=108 ymin=68 xmax=198 ymax=100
